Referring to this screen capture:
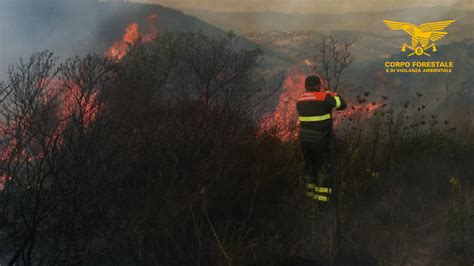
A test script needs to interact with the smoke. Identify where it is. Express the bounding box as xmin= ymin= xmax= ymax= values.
xmin=141 ymin=0 xmax=473 ymax=13
xmin=0 ymin=0 xmax=122 ymax=79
